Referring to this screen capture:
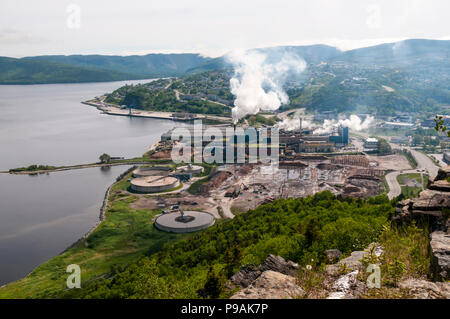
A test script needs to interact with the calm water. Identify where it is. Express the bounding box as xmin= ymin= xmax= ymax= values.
xmin=0 ymin=80 xmax=176 ymax=286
